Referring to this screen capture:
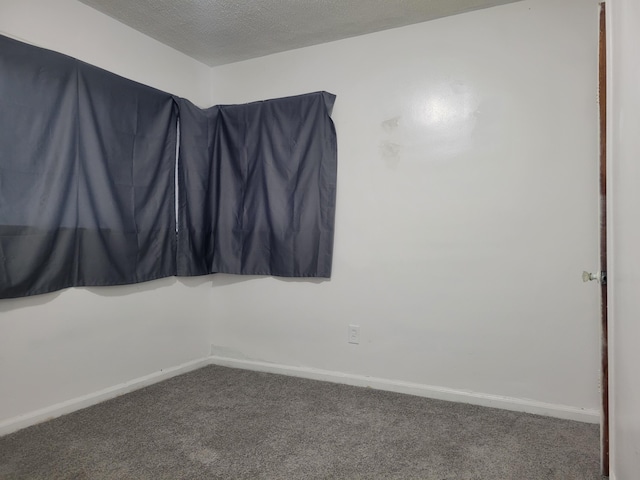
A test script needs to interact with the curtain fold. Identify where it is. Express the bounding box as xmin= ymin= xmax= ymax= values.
xmin=0 ymin=34 xmax=337 ymax=299
xmin=177 ymin=92 xmax=337 ymax=278
xmin=0 ymin=35 xmax=177 ymax=298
